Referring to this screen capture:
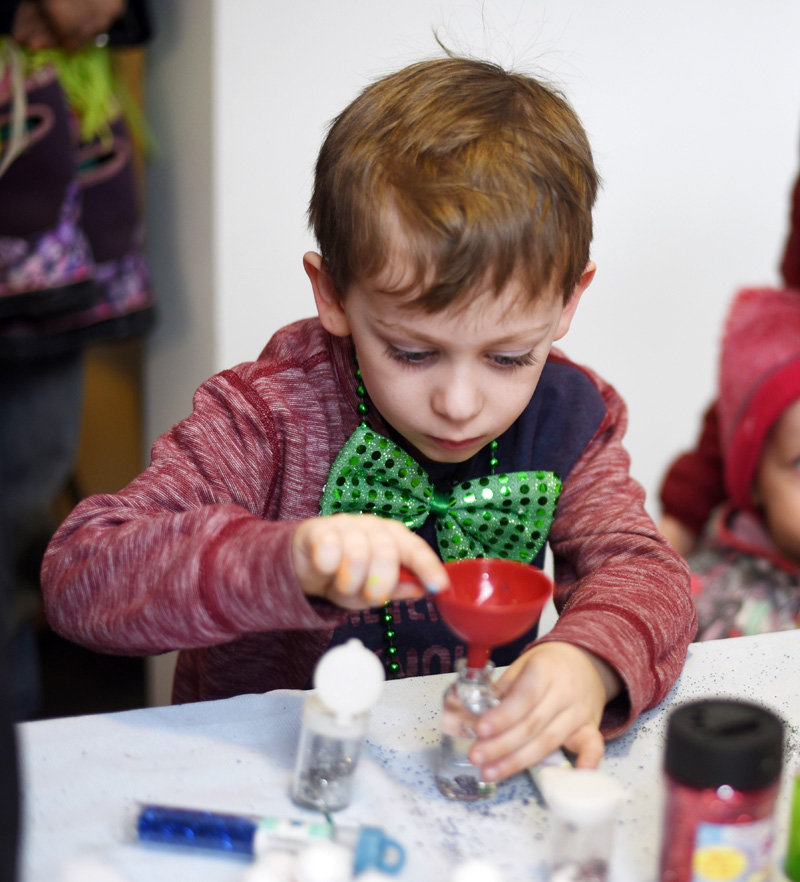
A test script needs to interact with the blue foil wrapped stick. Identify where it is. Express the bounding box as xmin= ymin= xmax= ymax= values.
xmin=136 ymin=804 xmax=405 ymax=875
